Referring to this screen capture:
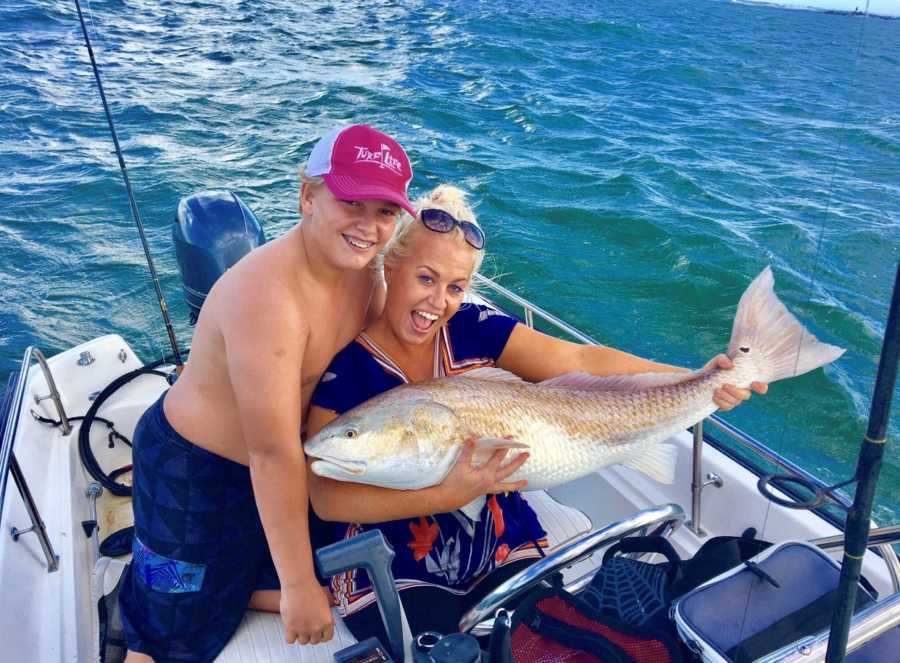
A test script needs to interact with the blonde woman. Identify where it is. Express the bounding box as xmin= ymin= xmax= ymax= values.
xmin=304 ymin=184 xmax=766 ymax=643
